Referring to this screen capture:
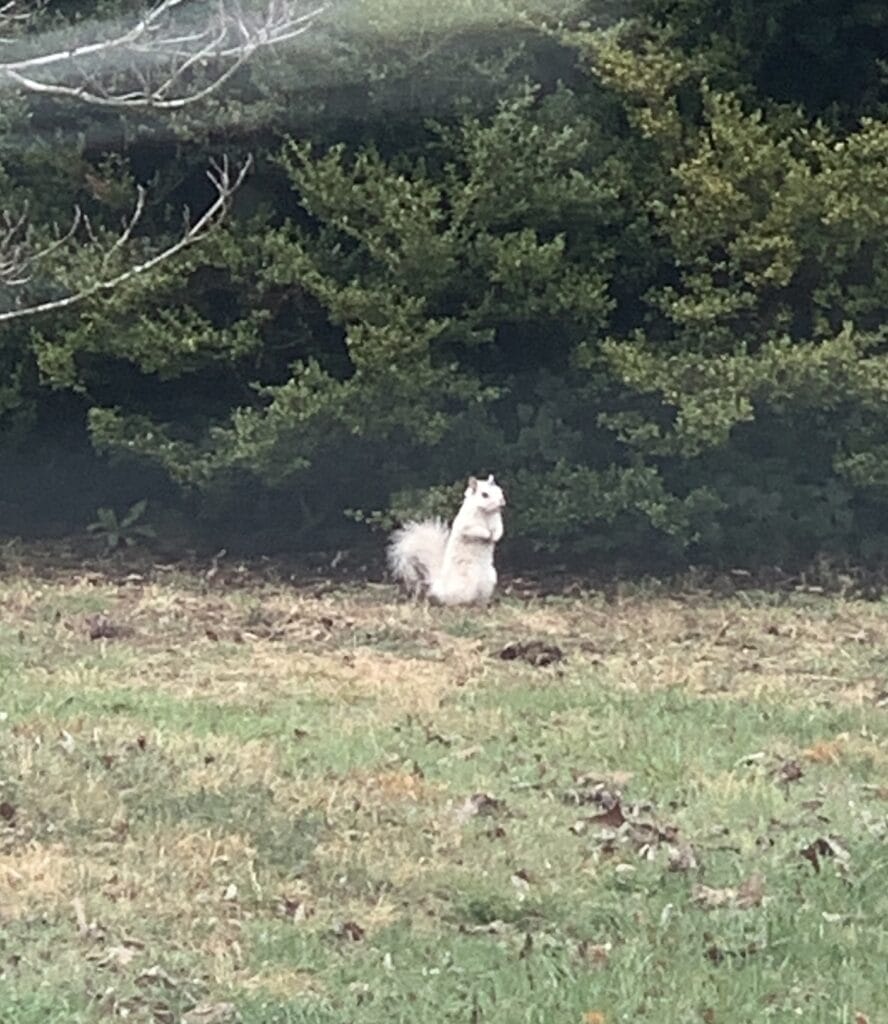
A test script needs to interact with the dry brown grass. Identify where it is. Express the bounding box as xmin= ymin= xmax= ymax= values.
xmin=0 ymin=844 xmax=78 ymax=921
